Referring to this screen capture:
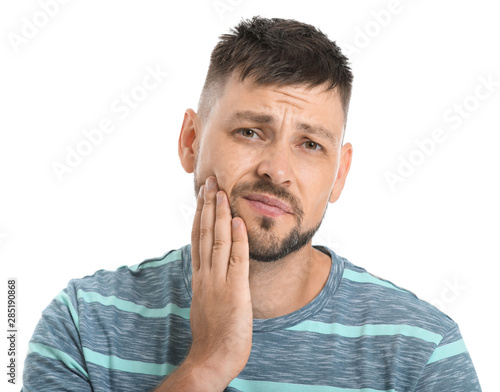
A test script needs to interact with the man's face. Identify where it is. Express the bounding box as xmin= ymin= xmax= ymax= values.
xmin=184 ymin=73 xmax=350 ymax=262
